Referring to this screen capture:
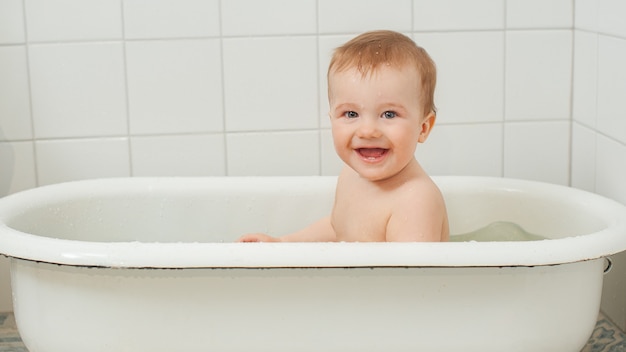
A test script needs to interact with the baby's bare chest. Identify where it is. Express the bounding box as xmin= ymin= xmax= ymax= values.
xmin=331 ymin=191 xmax=393 ymax=242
